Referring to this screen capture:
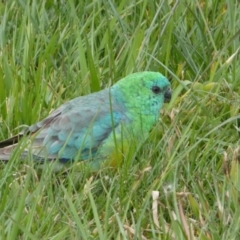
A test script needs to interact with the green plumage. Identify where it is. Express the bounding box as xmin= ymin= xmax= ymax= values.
xmin=0 ymin=71 xmax=171 ymax=169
